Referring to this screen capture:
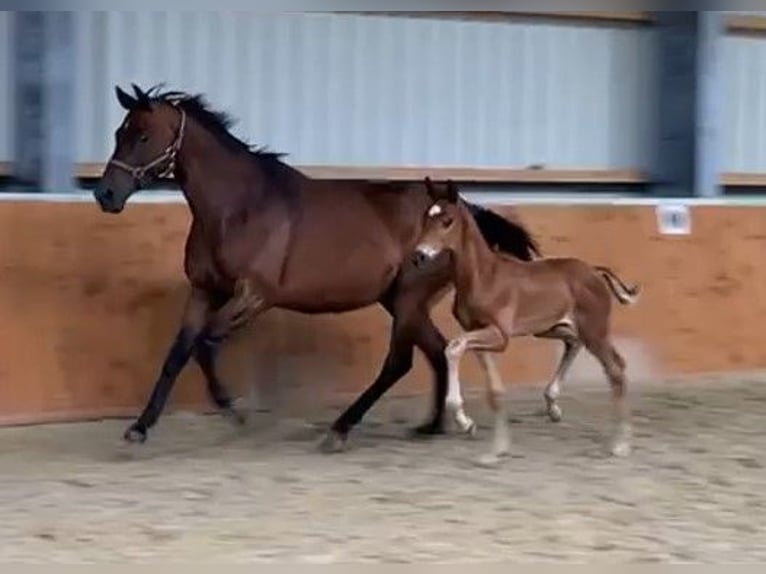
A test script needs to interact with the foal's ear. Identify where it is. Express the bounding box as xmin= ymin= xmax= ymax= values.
xmin=115 ymin=85 xmax=138 ymax=110
xmin=445 ymin=179 xmax=459 ymax=204
xmin=424 ymin=176 xmax=438 ymax=199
